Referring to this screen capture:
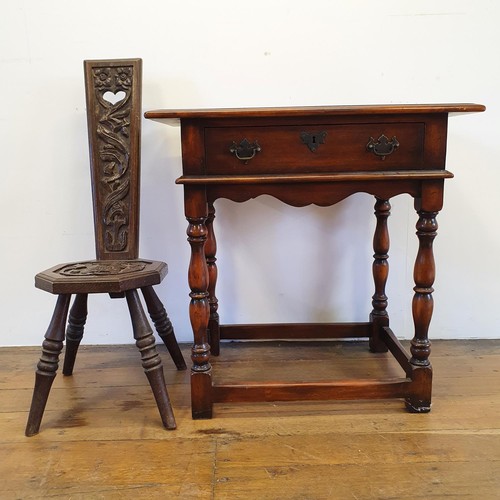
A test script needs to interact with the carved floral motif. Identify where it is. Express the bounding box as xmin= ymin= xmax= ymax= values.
xmin=92 ymin=65 xmax=134 ymax=253
xmin=57 ymin=260 xmax=149 ymax=277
